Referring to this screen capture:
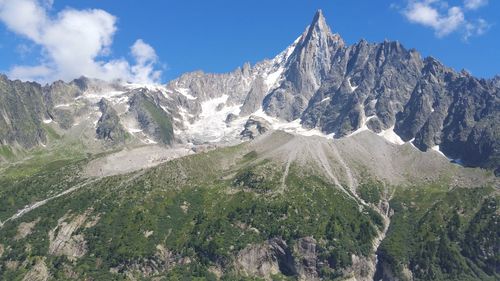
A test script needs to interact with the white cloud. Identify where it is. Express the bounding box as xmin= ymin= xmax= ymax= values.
xmin=464 ymin=0 xmax=488 ymax=10
xmin=15 ymin=43 xmax=34 ymax=58
xmin=130 ymin=39 xmax=162 ymax=84
xmin=401 ymin=0 xmax=490 ymax=39
xmin=465 ymin=18 xmax=490 ymax=39
xmin=9 ymin=65 xmax=52 ymax=81
xmin=131 ymin=39 xmax=158 ymax=65
xmin=0 ymin=0 xmax=163 ymax=83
